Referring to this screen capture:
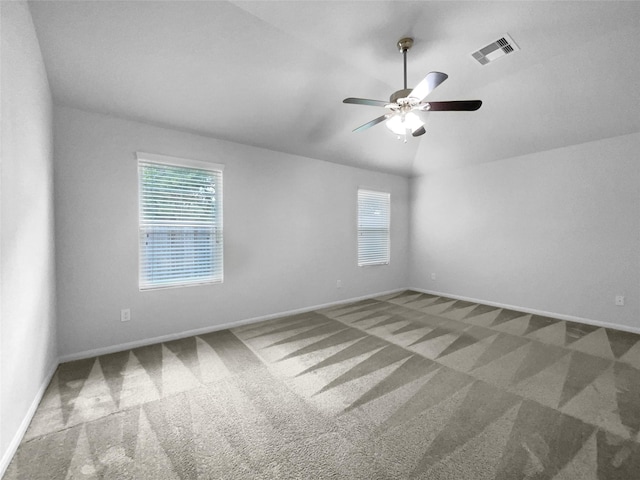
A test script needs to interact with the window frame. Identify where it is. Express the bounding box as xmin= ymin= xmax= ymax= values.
xmin=136 ymin=152 xmax=224 ymax=290
xmin=357 ymin=188 xmax=391 ymax=267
